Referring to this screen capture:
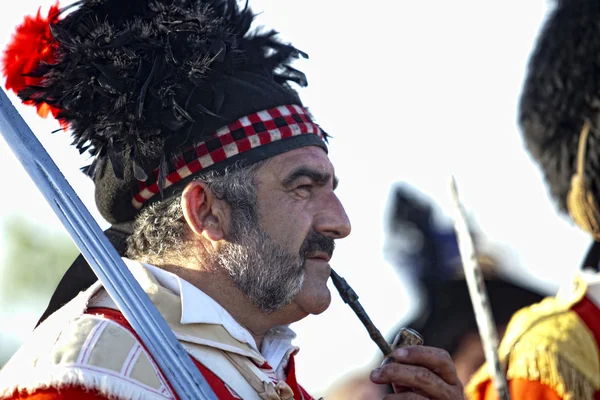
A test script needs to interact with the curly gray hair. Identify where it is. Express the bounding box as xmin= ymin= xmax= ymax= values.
xmin=126 ymin=161 xmax=265 ymax=264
